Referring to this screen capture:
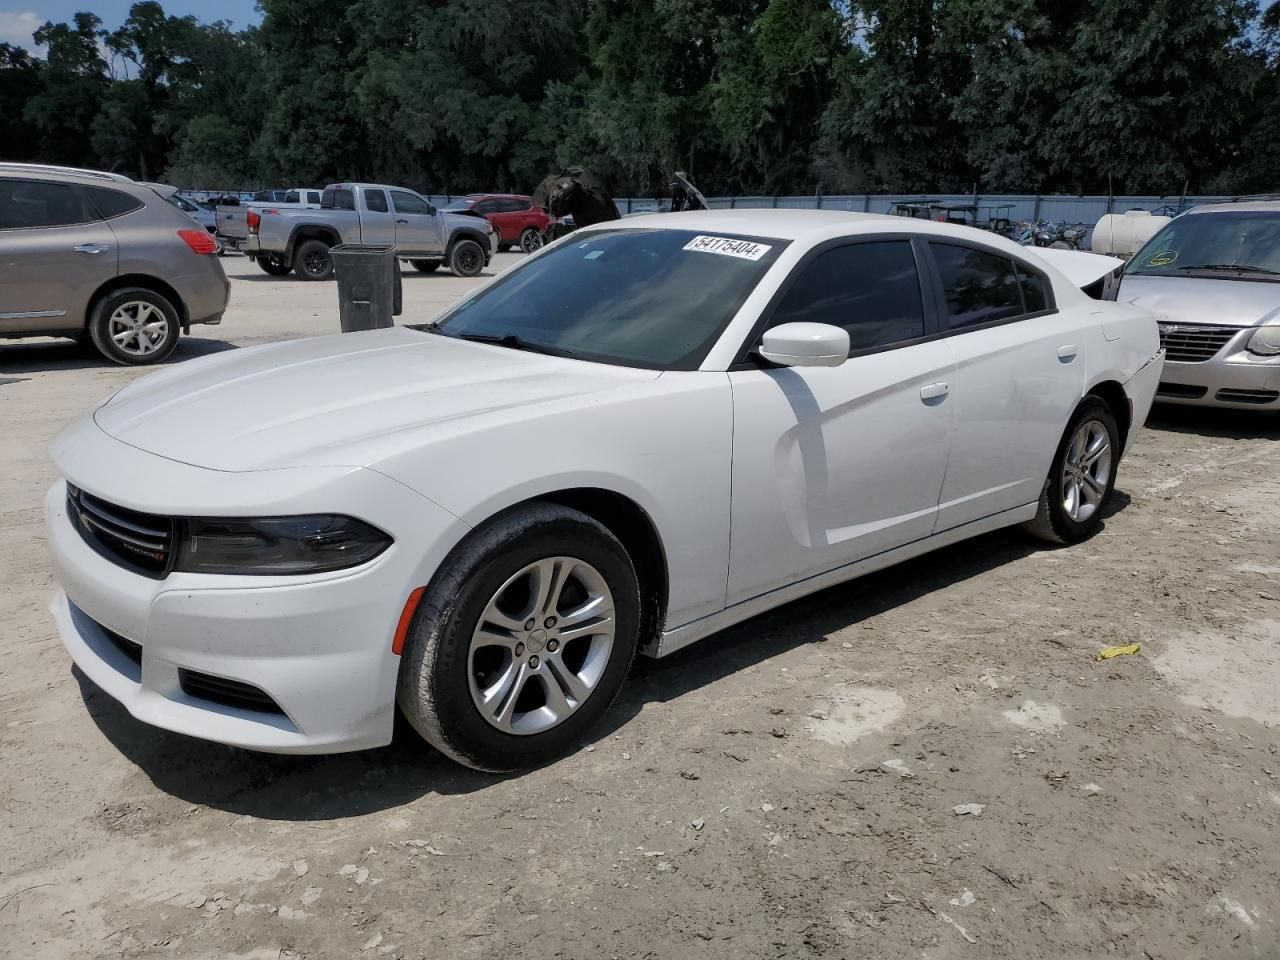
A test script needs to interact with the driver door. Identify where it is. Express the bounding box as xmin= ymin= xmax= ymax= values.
xmin=726 ymin=237 xmax=956 ymax=605
xmin=390 ymin=190 xmax=444 ymax=256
